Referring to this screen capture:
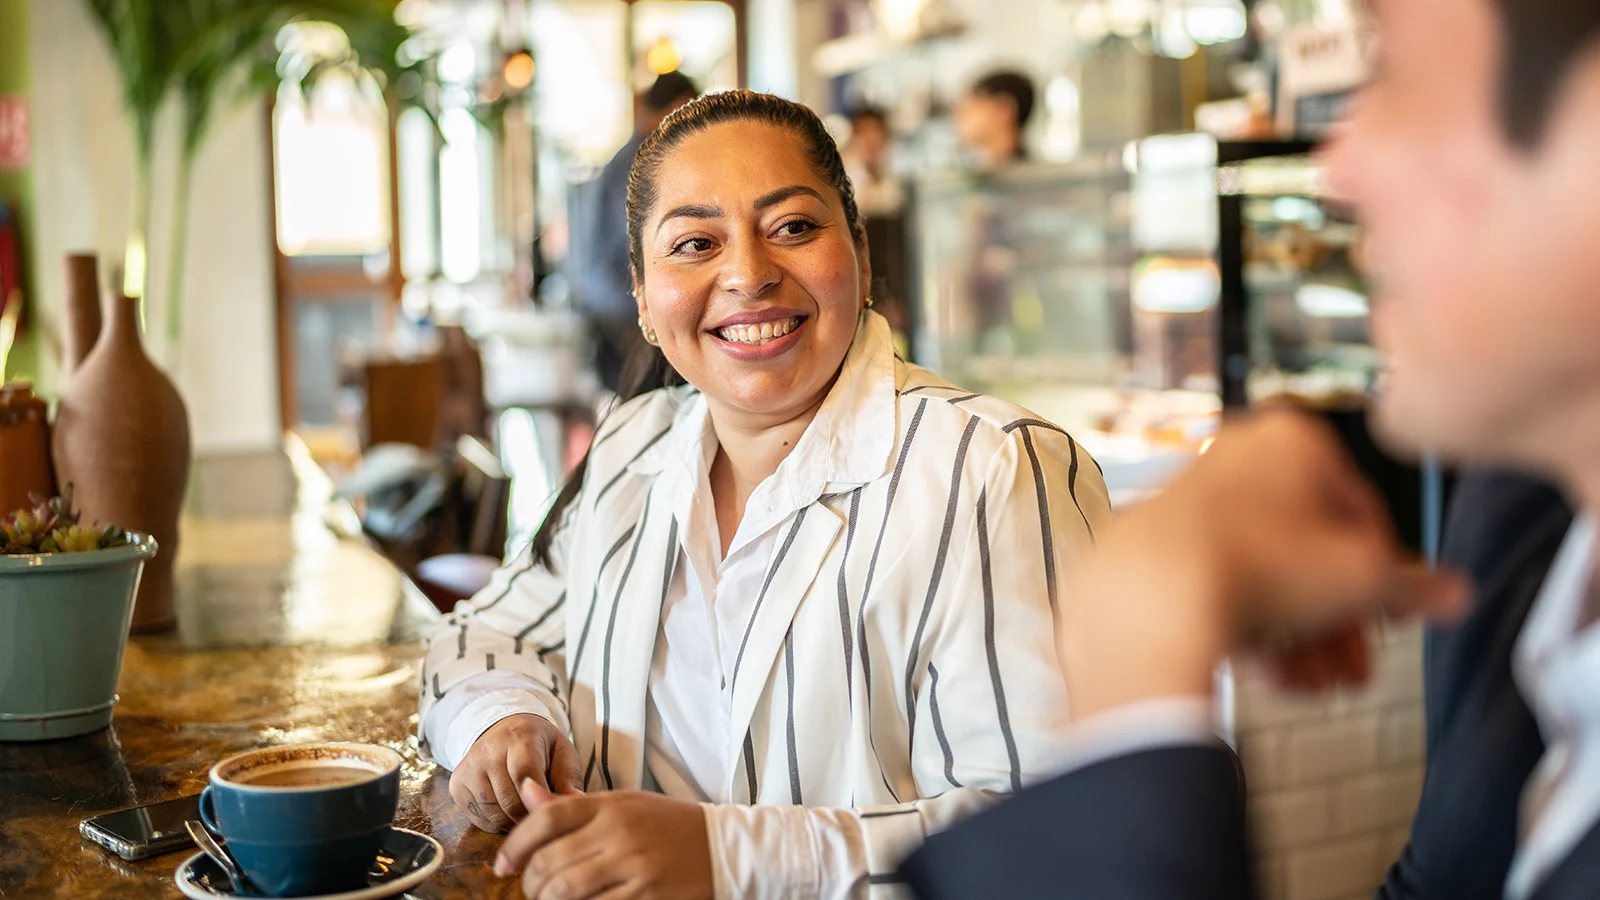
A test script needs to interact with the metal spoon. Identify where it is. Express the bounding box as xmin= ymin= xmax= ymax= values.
xmin=186 ymin=820 xmax=254 ymax=895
